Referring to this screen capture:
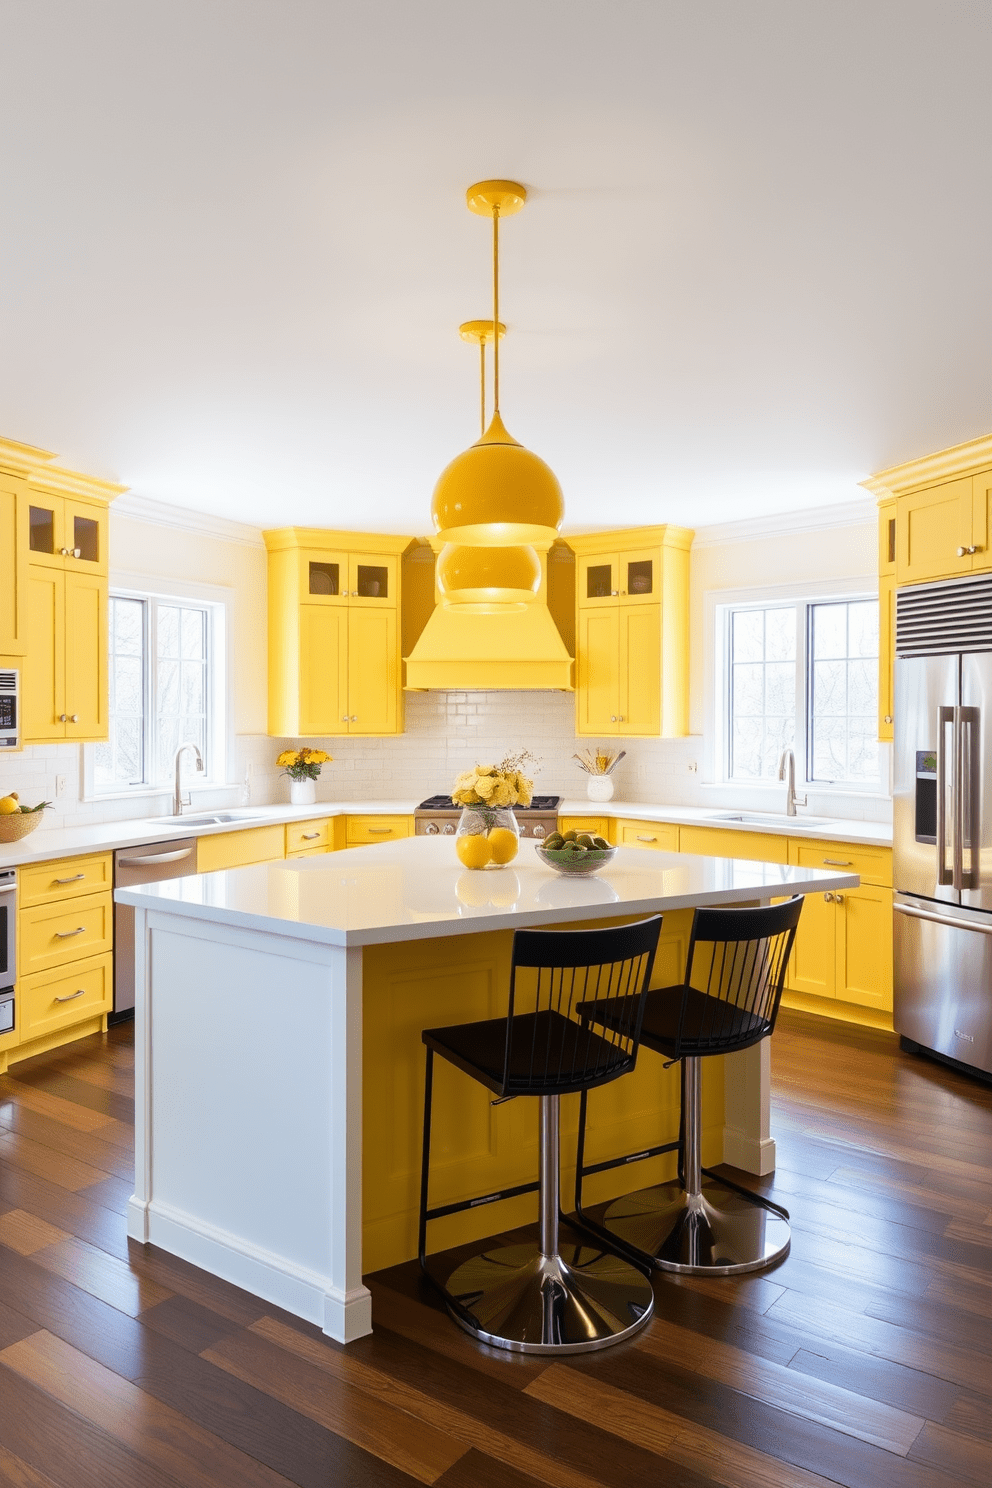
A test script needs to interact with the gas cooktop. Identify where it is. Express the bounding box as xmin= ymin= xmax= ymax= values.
xmin=416 ymin=794 xmax=561 ymax=813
